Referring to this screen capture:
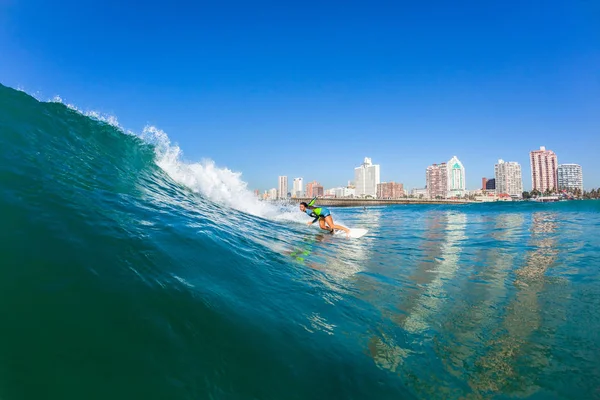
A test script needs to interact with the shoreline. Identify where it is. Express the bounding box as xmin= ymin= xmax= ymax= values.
xmin=287 ymin=197 xmax=471 ymax=207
